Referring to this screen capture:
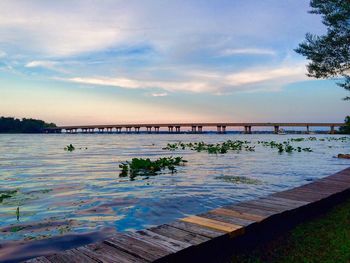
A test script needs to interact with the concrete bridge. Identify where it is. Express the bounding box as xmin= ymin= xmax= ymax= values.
xmin=45 ymin=122 xmax=345 ymax=134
